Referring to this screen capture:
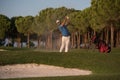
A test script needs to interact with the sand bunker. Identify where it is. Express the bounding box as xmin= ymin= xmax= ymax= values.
xmin=0 ymin=63 xmax=92 ymax=79
xmin=0 ymin=49 xmax=7 ymax=51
